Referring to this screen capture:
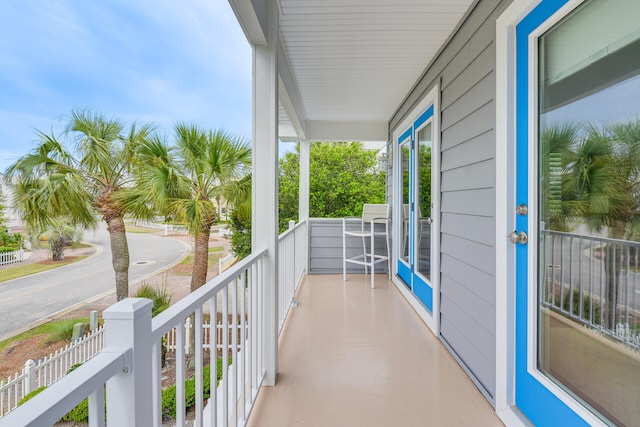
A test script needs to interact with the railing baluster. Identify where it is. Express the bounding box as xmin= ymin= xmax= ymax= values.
xmin=231 ymin=277 xmax=238 ymax=427
xmin=222 ymin=285 xmax=229 ymax=427
xmin=240 ymin=271 xmax=246 ymax=422
xmin=247 ymin=265 xmax=258 ymax=402
xmin=578 ymin=236 xmax=584 ymax=319
xmin=209 ymin=293 xmax=217 ymax=427
xmin=152 ymin=340 xmax=162 ymax=426
xmin=195 ymin=306 xmax=204 ymax=427
xmin=176 ymin=318 xmax=186 ymax=427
